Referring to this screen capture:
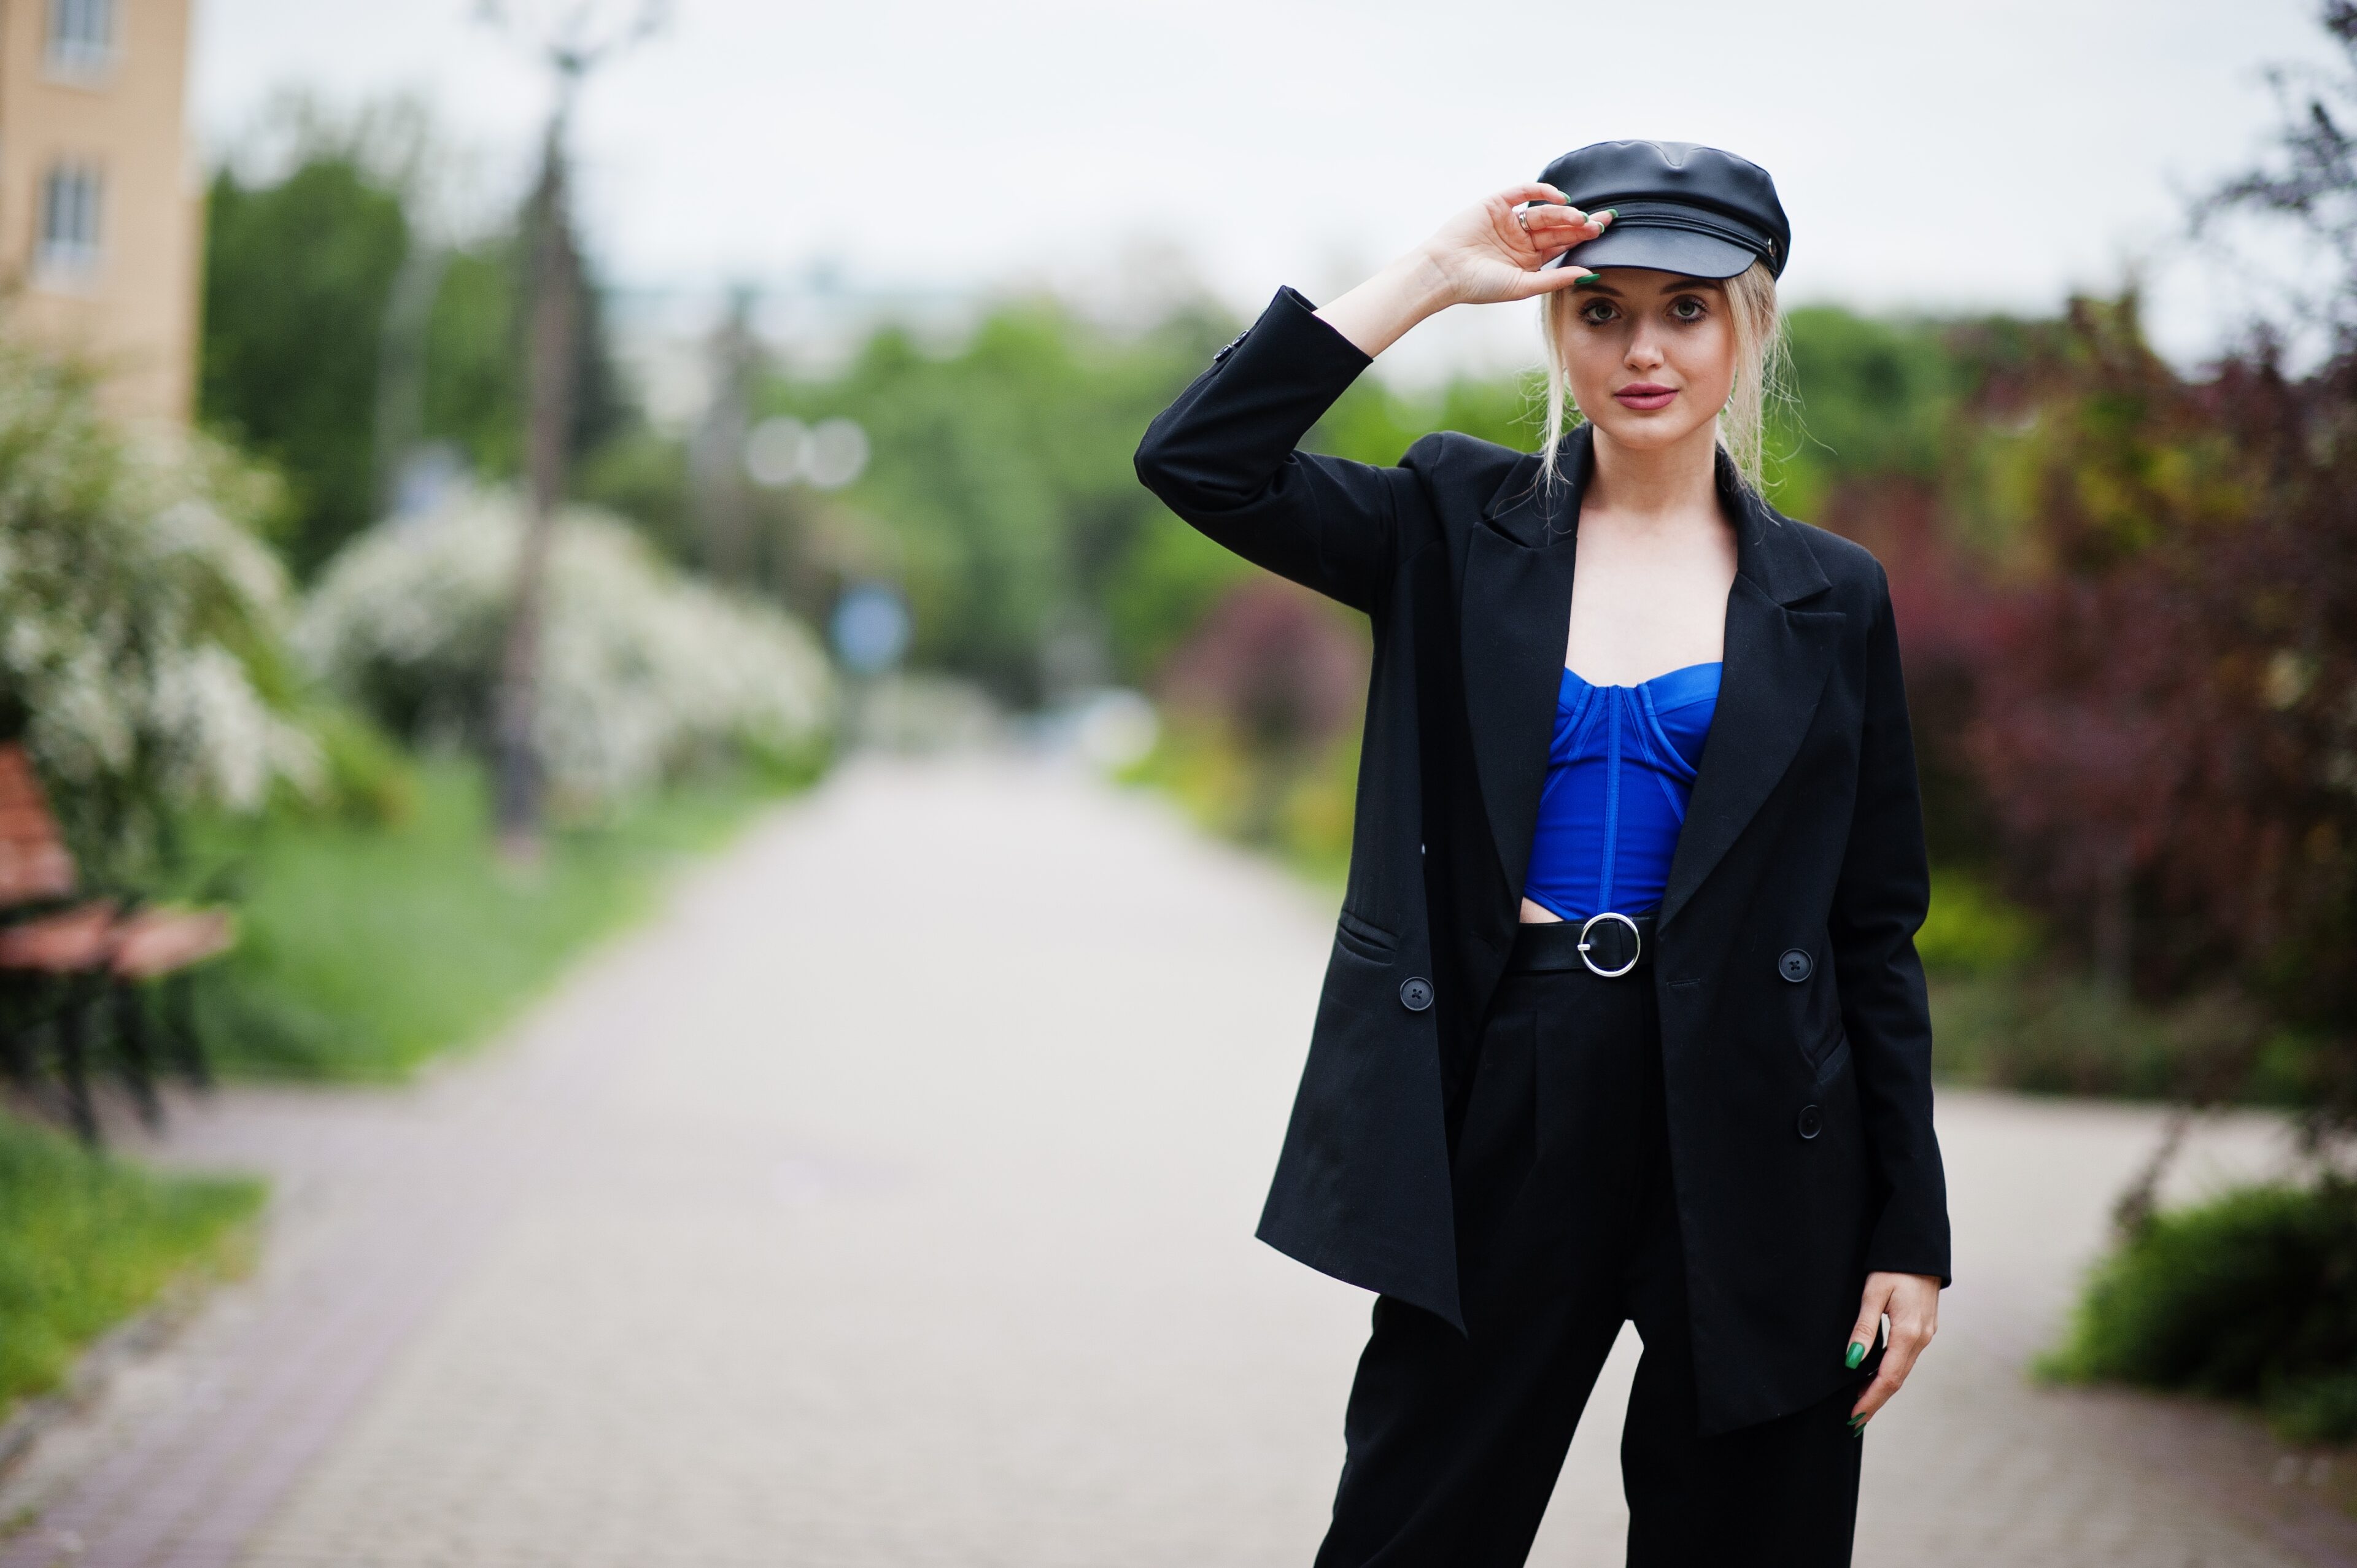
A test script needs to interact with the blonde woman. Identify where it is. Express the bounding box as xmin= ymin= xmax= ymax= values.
xmin=1136 ymin=141 xmax=1948 ymax=1566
